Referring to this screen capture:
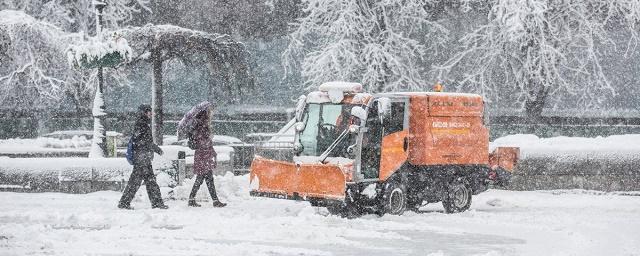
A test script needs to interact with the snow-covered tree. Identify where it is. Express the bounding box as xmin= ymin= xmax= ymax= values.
xmin=435 ymin=0 xmax=640 ymax=118
xmin=0 ymin=0 xmax=151 ymax=114
xmin=0 ymin=10 xmax=84 ymax=112
xmin=283 ymin=0 xmax=448 ymax=92
xmin=117 ymin=24 xmax=255 ymax=144
xmin=0 ymin=0 xmax=151 ymax=34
